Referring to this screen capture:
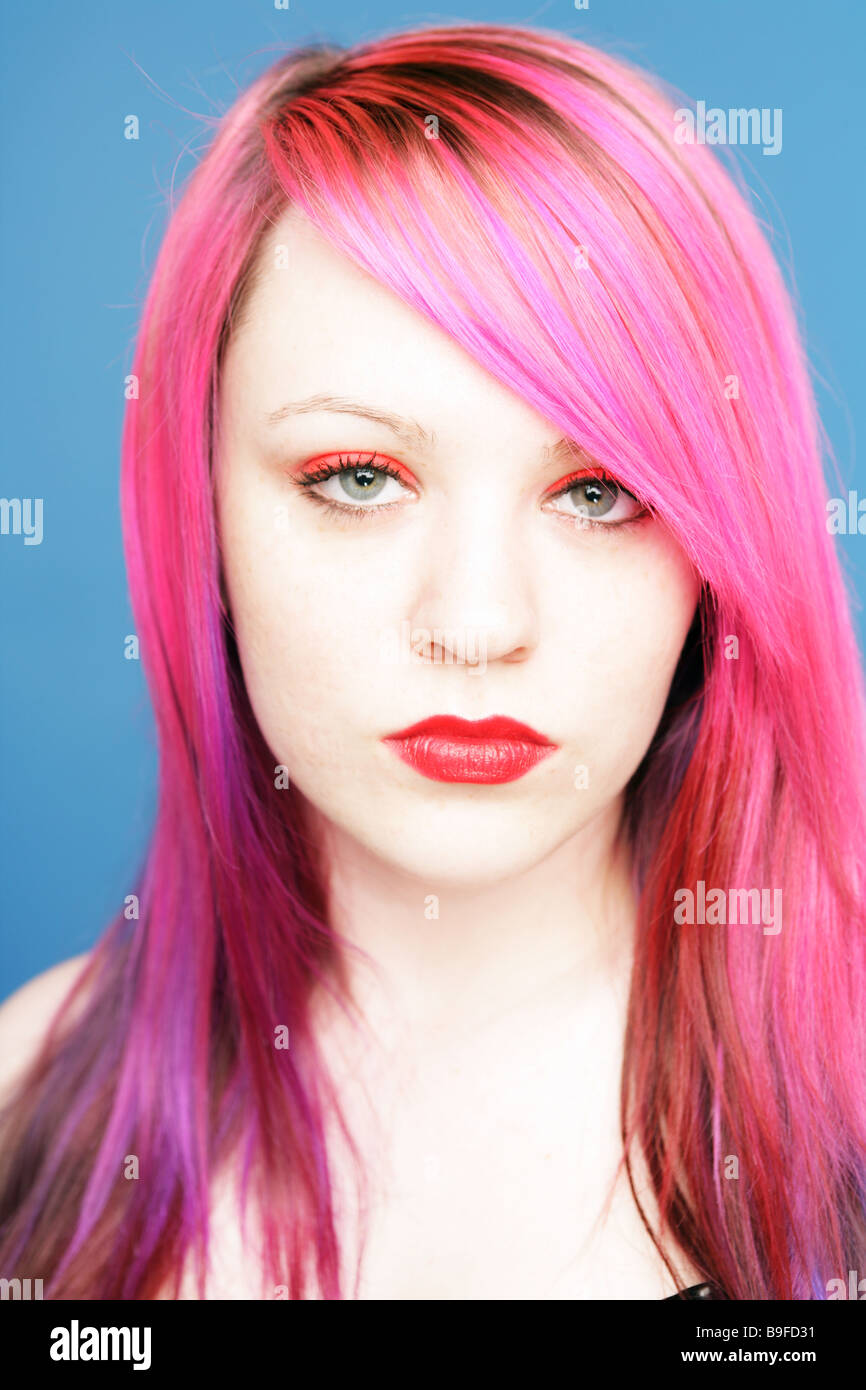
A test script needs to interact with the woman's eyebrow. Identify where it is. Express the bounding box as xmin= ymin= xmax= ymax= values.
xmin=263 ymin=394 xmax=590 ymax=469
xmin=263 ymin=394 xmax=436 ymax=450
xmin=542 ymin=438 xmax=594 ymax=469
